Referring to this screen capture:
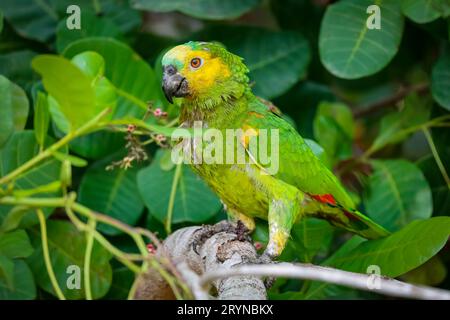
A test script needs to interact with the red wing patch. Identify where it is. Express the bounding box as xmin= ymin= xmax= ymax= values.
xmin=310 ymin=194 xmax=337 ymax=206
